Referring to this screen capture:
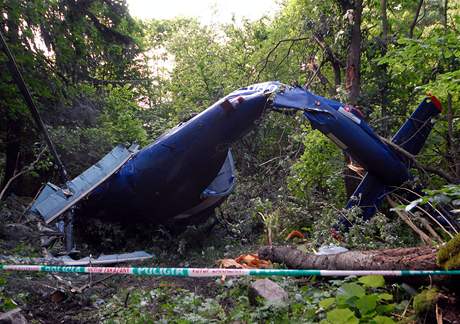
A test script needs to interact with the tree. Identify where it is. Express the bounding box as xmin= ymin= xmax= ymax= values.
xmin=0 ymin=0 xmax=146 ymax=194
